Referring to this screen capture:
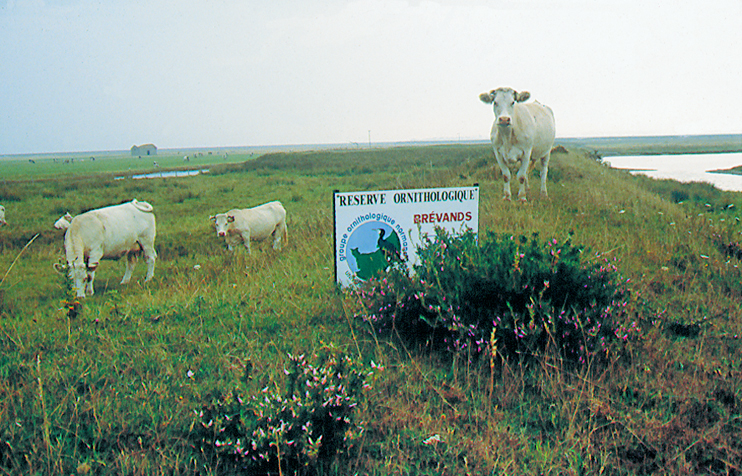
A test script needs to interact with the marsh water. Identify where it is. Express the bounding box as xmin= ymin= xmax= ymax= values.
xmin=605 ymin=153 xmax=742 ymax=192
